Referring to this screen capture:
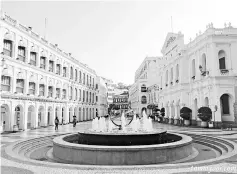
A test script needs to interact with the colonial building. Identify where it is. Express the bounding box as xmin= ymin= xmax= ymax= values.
xmin=0 ymin=12 xmax=98 ymax=132
xmin=113 ymin=91 xmax=129 ymax=113
xmin=156 ymin=23 xmax=237 ymax=126
xmin=128 ymin=56 xmax=159 ymax=115
xmin=96 ymin=77 xmax=108 ymax=116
